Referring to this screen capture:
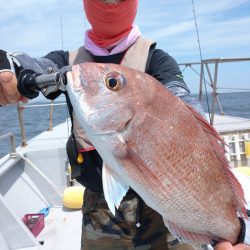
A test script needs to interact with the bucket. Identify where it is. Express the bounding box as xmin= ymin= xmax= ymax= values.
xmin=22 ymin=213 xmax=45 ymax=237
